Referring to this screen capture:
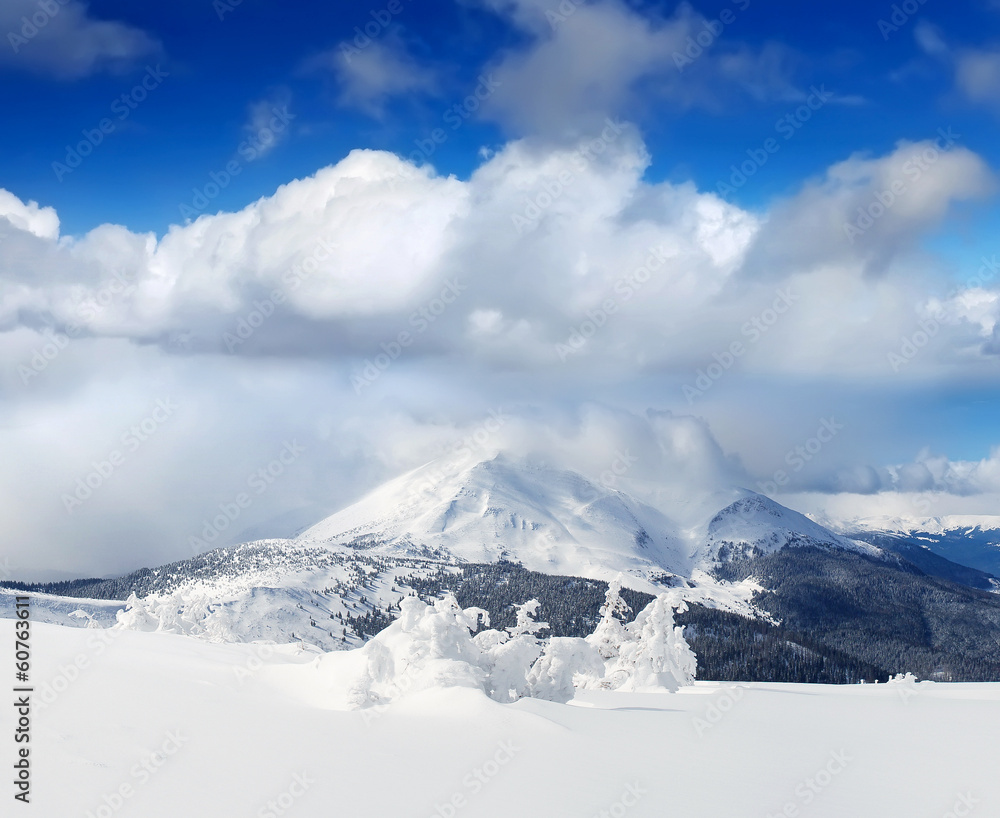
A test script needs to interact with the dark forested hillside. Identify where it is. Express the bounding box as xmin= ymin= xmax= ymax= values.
xmin=399 ymin=560 xmax=888 ymax=683
xmin=9 ymin=542 xmax=1000 ymax=683
xmin=714 ymin=546 xmax=1000 ymax=681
